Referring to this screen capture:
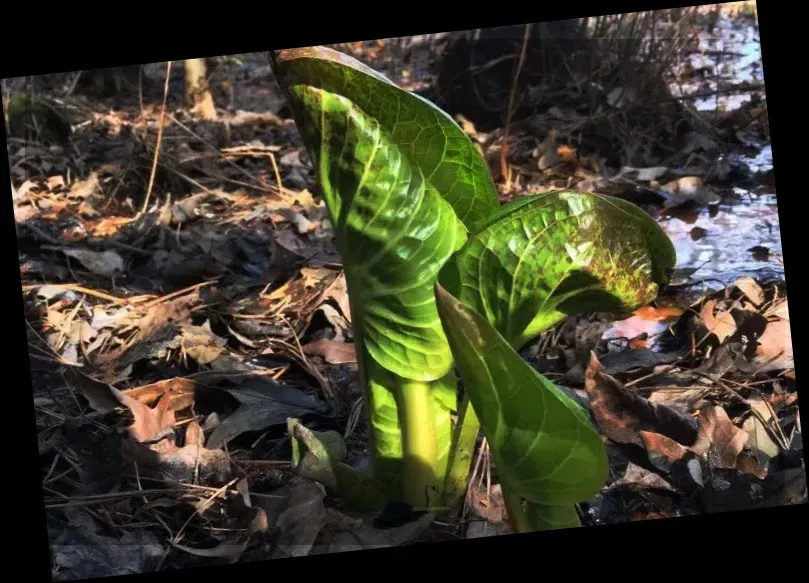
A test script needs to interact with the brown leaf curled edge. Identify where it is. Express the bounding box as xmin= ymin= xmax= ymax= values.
xmin=584 ymin=352 xmax=699 ymax=448
xmin=585 ymin=353 xmax=763 ymax=478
